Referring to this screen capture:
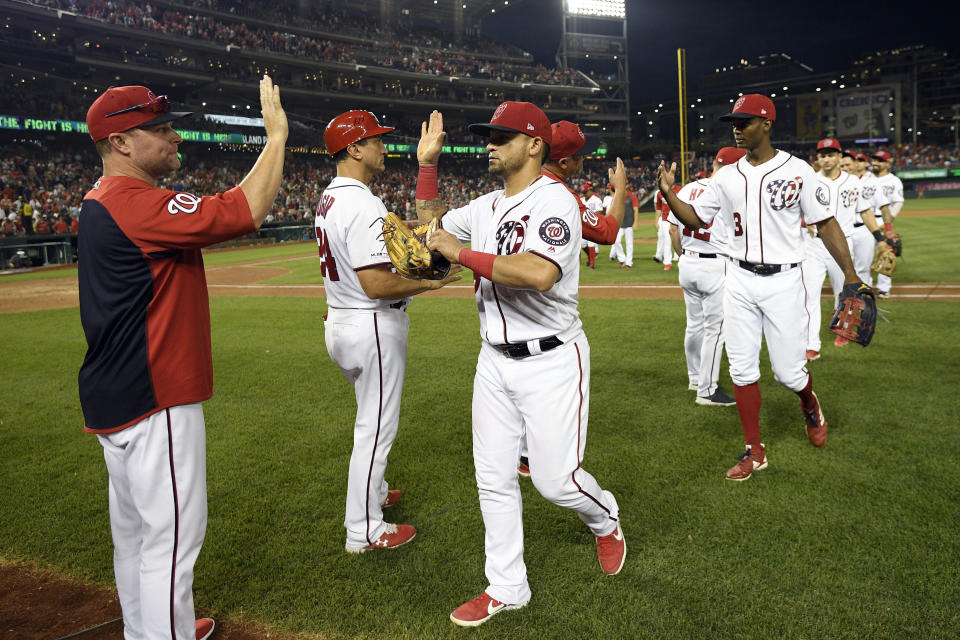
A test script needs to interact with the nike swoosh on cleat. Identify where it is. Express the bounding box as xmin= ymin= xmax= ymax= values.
xmin=612 ymin=528 xmax=623 ymax=541
xmin=487 ymin=601 xmax=505 ymax=616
